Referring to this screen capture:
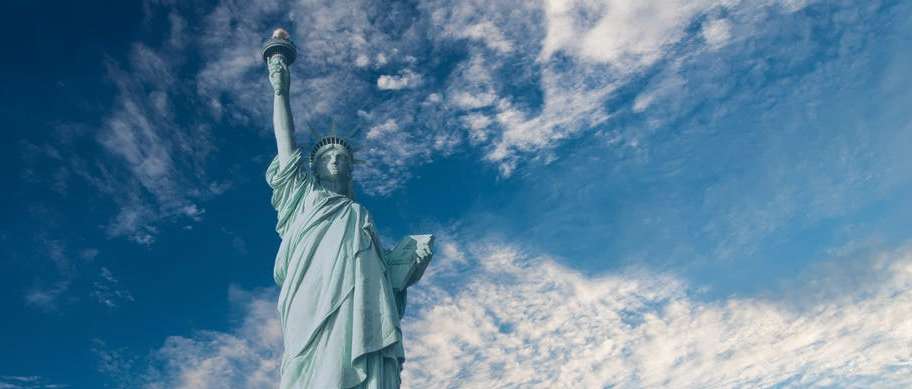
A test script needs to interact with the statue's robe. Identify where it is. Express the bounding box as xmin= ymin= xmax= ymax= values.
xmin=267 ymin=149 xmax=404 ymax=389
